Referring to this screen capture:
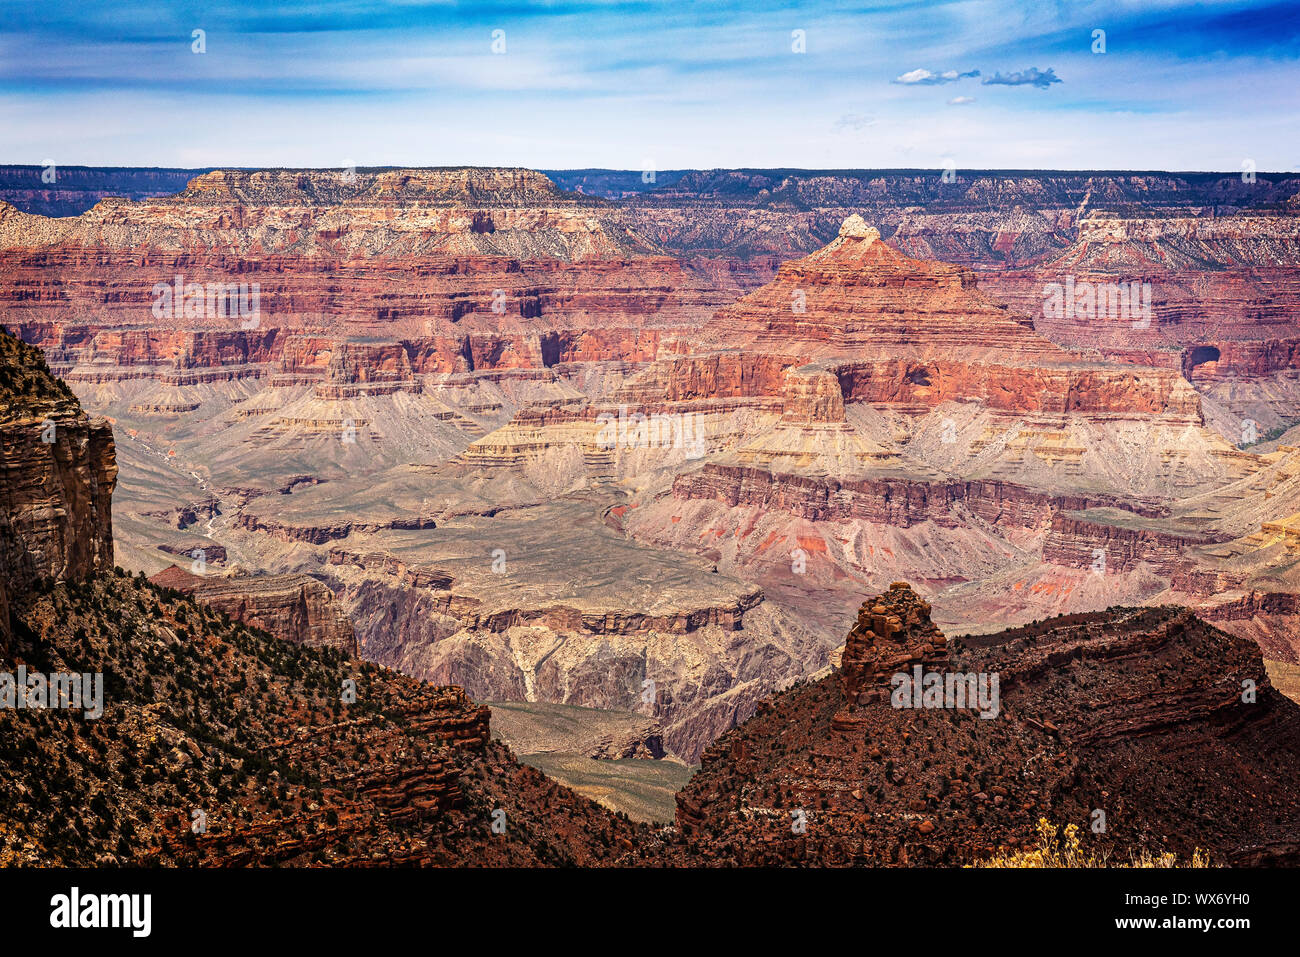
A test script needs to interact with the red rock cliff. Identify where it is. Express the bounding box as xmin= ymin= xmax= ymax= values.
xmin=0 ymin=329 xmax=115 ymax=634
